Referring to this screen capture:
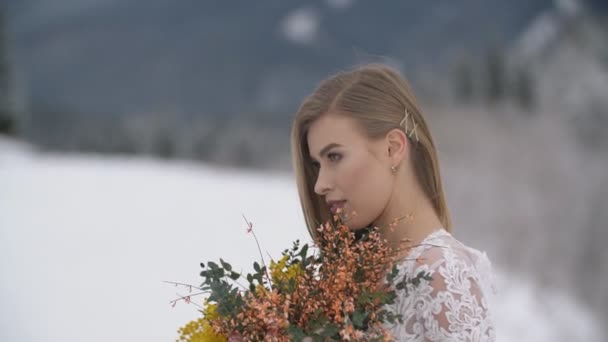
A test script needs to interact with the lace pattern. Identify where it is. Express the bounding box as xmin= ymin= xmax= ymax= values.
xmin=382 ymin=228 xmax=497 ymax=341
